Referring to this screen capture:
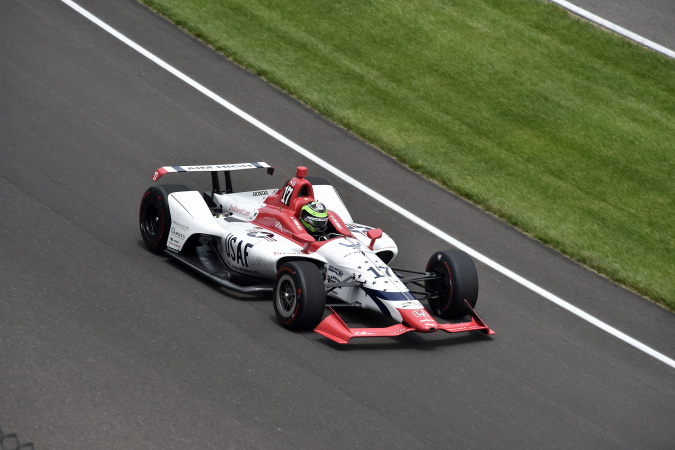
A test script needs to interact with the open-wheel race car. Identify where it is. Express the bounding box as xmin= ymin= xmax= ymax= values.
xmin=139 ymin=162 xmax=494 ymax=344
